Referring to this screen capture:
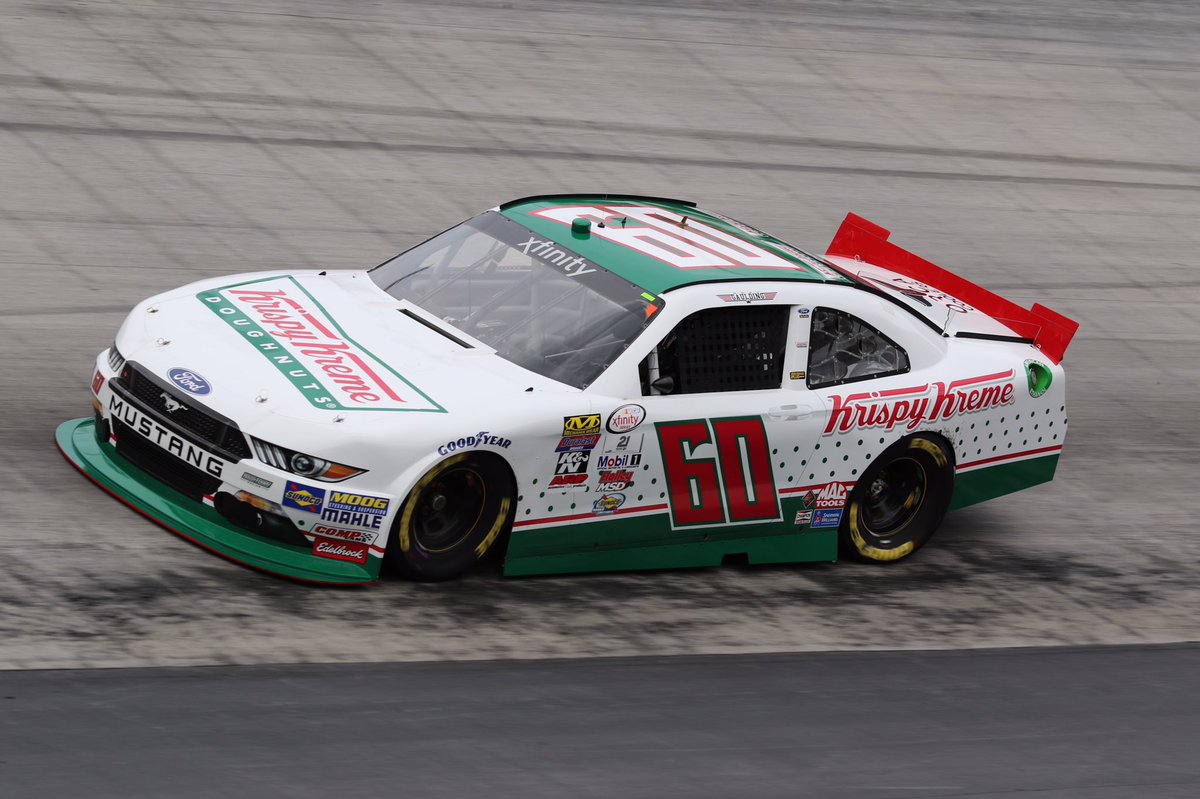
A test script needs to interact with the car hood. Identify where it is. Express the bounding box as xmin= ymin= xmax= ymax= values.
xmin=115 ymin=270 xmax=569 ymax=440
